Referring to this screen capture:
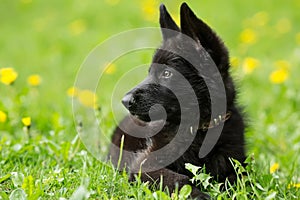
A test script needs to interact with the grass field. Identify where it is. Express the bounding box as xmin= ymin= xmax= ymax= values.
xmin=1 ymin=0 xmax=300 ymax=199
